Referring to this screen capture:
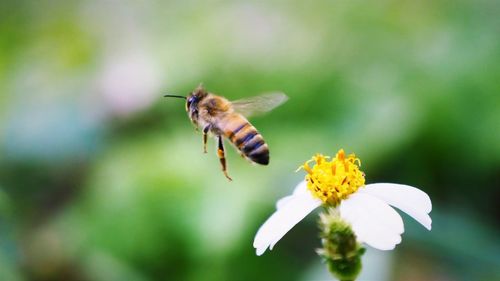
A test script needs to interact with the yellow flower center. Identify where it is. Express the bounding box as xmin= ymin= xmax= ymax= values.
xmin=297 ymin=149 xmax=365 ymax=206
